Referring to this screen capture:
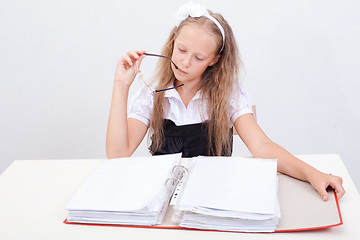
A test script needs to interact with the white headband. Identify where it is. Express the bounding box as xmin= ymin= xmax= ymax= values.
xmin=175 ymin=2 xmax=225 ymax=52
